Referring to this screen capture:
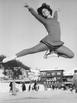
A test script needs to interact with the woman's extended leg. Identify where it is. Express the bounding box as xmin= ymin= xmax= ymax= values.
xmin=55 ymin=45 xmax=74 ymax=58
xmin=16 ymin=42 xmax=49 ymax=58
